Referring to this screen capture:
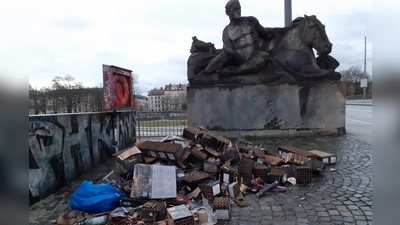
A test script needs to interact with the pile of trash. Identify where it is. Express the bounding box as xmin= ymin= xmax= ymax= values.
xmin=55 ymin=126 xmax=337 ymax=225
